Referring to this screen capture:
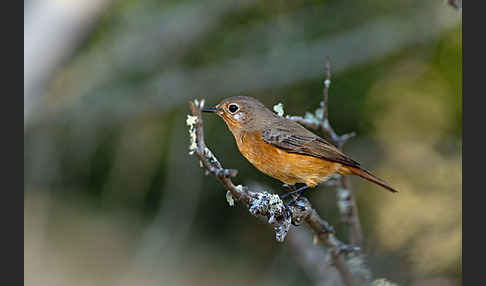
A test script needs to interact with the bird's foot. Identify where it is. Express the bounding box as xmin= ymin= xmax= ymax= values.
xmin=280 ymin=185 xmax=311 ymax=225
xmin=279 ymin=185 xmax=311 ymax=226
